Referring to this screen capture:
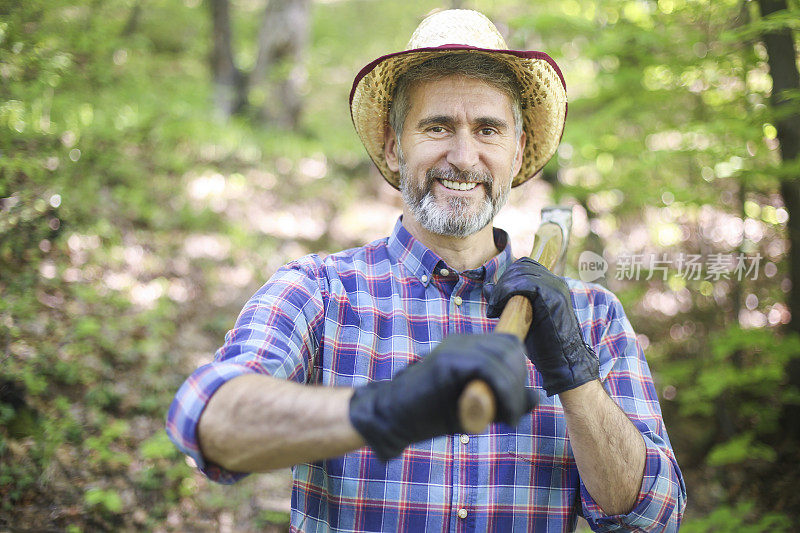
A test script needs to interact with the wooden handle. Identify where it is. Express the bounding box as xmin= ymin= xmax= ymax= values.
xmin=457 ymin=216 xmax=568 ymax=435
